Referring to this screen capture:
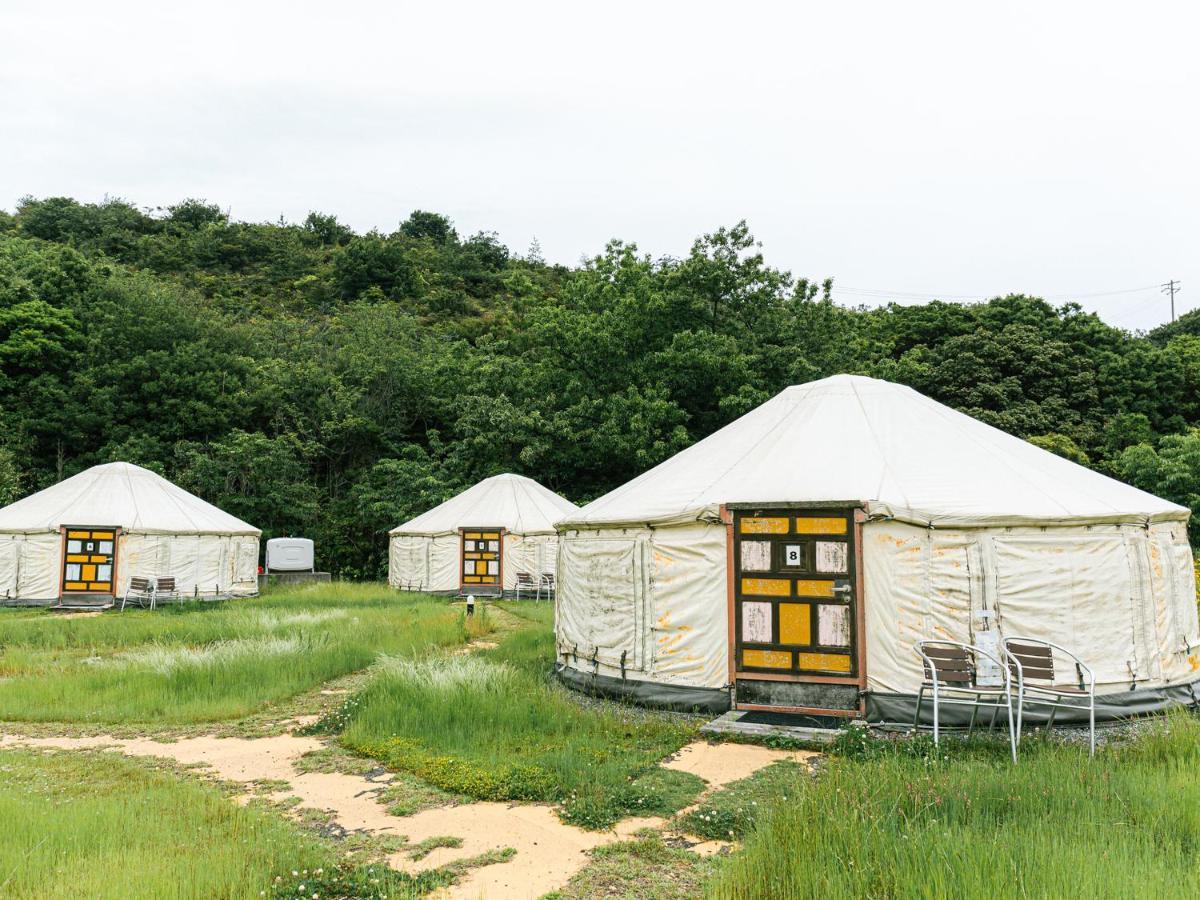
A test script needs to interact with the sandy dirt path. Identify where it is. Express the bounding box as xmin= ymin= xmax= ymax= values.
xmin=0 ymin=732 xmax=814 ymax=899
